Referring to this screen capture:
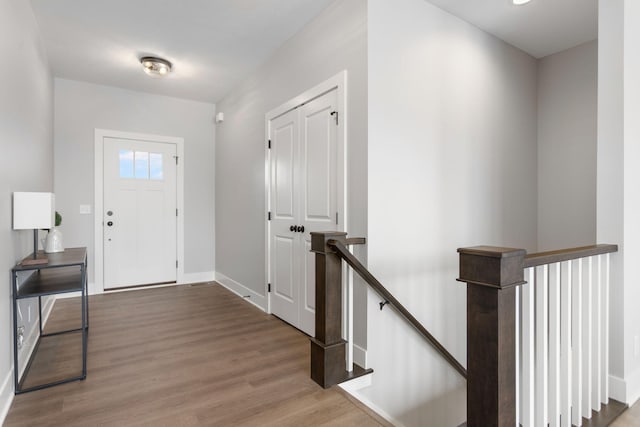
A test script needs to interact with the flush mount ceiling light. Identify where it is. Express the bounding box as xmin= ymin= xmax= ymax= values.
xmin=140 ymin=56 xmax=172 ymax=77
xmin=512 ymin=0 xmax=532 ymax=4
